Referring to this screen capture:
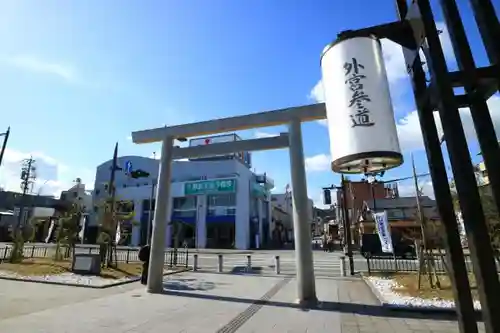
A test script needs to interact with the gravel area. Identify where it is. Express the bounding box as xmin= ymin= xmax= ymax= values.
xmin=0 ymin=270 xmax=139 ymax=287
xmin=366 ymin=276 xmax=482 ymax=310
